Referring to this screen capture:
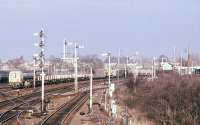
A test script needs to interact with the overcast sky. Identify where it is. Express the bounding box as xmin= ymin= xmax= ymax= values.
xmin=0 ymin=0 xmax=199 ymax=60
